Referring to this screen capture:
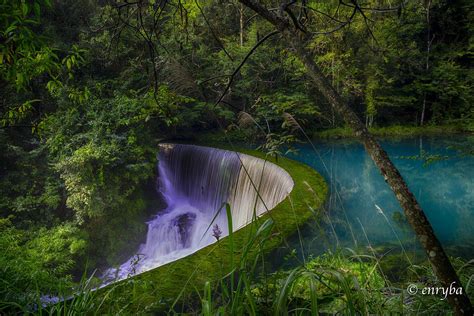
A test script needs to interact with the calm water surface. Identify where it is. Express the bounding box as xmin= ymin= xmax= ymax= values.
xmin=280 ymin=136 xmax=473 ymax=263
